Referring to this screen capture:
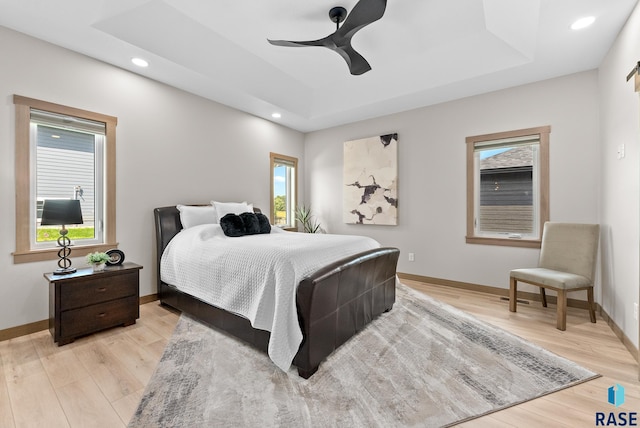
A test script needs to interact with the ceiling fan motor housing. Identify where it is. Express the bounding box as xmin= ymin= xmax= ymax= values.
xmin=329 ymin=7 xmax=347 ymax=24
